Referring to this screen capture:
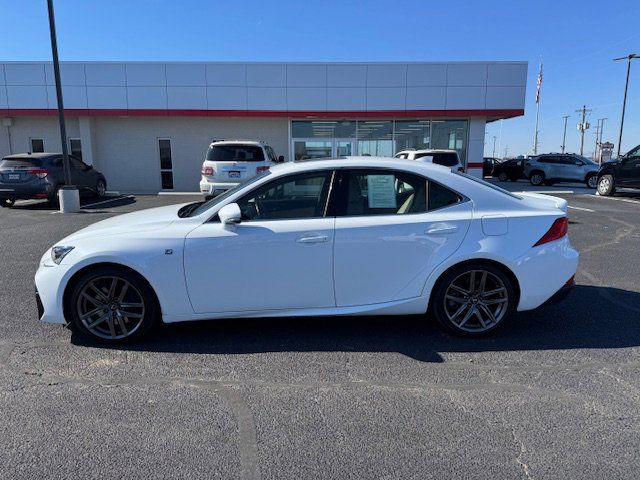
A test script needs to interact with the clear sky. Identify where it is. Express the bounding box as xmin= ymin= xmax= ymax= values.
xmin=2 ymin=0 xmax=639 ymax=157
